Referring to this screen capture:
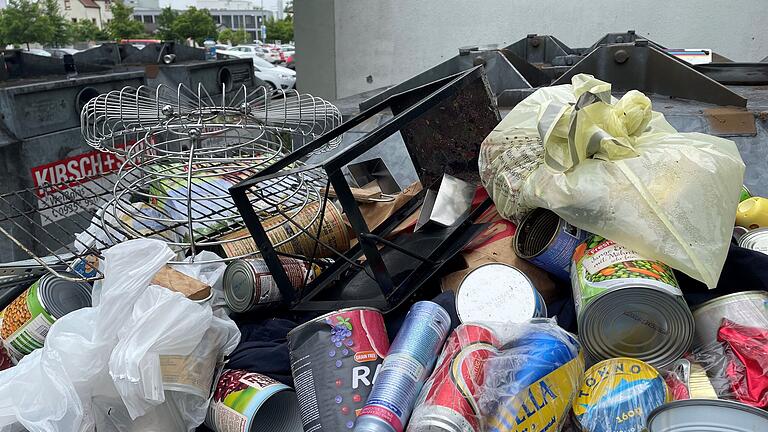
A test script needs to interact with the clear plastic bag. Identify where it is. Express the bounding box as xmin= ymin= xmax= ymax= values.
xmin=479 ymin=74 xmax=745 ymax=288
